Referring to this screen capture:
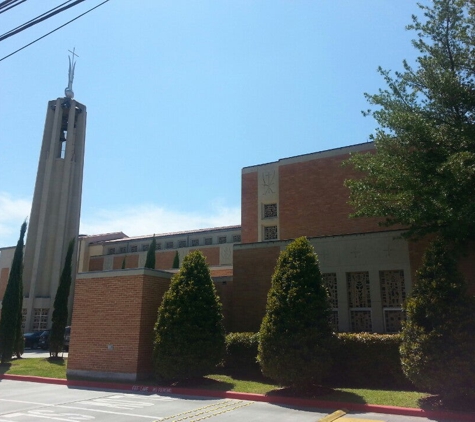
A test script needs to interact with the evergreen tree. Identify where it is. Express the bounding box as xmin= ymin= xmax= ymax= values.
xmin=258 ymin=237 xmax=333 ymax=387
xmin=14 ymin=277 xmax=24 ymax=359
xmin=172 ymin=251 xmax=179 ymax=269
xmin=121 ymin=256 xmax=126 ymax=269
xmin=145 ymin=237 xmax=156 ymax=269
xmin=0 ymin=221 xmax=27 ymax=364
xmin=153 ymin=251 xmax=225 ymax=381
xmin=49 ymin=238 xmax=75 ymax=358
xmin=346 ymin=0 xmax=475 ymax=244
xmin=400 ymin=238 xmax=475 ymax=402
